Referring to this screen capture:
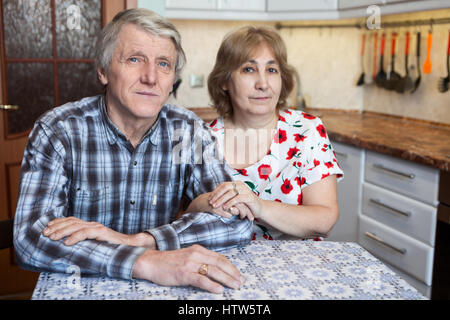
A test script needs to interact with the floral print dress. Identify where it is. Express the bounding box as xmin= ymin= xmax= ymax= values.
xmin=209 ymin=109 xmax=344 ymax=241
